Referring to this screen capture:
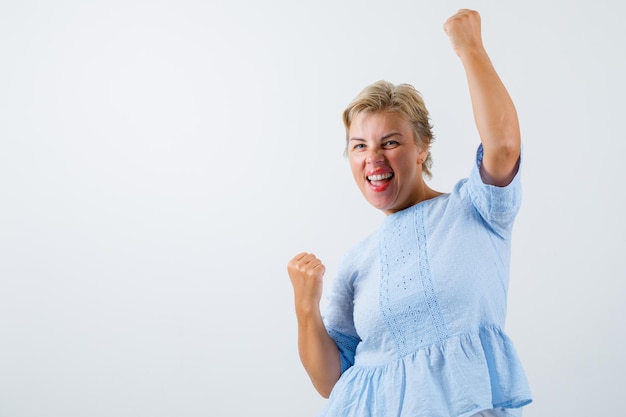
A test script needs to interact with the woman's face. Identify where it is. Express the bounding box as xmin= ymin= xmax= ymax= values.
xmin=348 ymin=111 xmax=428 ymax=215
